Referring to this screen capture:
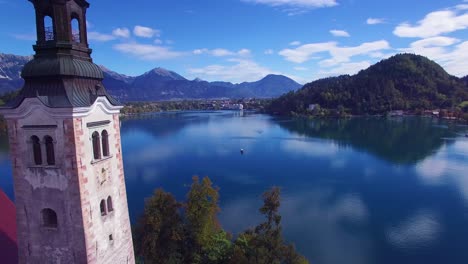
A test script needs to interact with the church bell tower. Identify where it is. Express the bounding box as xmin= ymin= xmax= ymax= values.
xmin=0 ymin=0 xmax=135 ymax=263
